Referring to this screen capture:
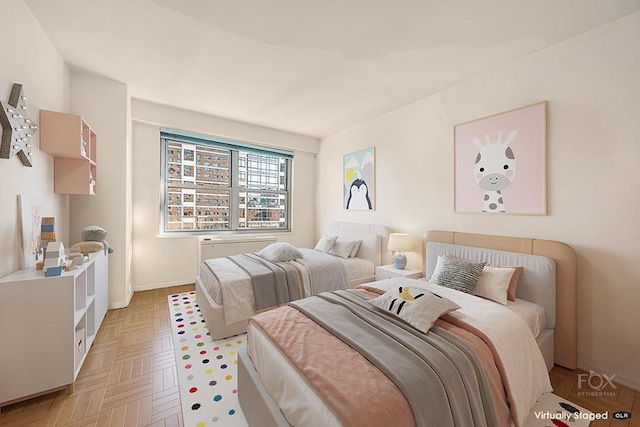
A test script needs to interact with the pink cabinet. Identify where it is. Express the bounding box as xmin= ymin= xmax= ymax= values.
xmin=40 ymin=110 xmax=97 ymax=195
